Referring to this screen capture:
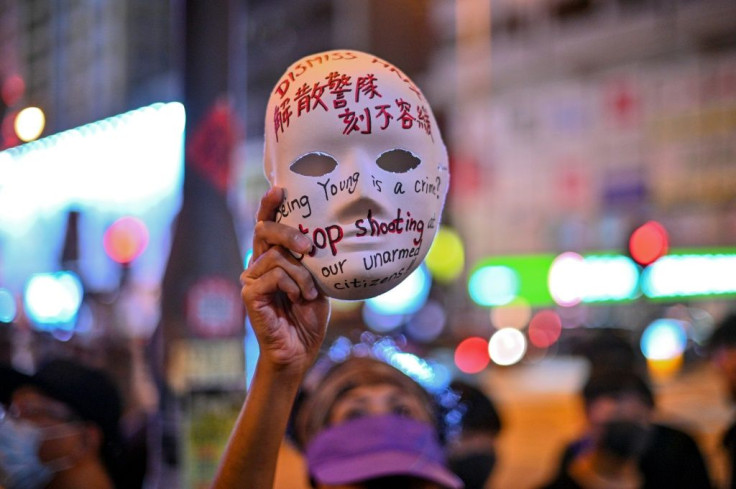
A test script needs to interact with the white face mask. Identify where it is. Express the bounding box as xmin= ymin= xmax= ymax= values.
xmin=264 ymin=50 xmax=449 ymax=300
